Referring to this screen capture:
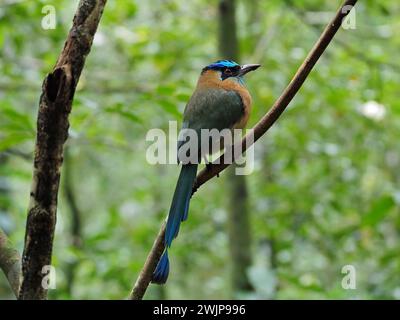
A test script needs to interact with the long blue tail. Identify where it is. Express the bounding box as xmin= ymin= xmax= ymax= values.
xmin=152 ymin=164 xmax=198 ymax=284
